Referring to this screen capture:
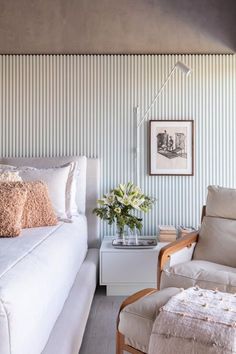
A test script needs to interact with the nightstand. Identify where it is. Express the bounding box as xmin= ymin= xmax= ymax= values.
xmin=100 ymin=237 xmax=168 ymax=296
